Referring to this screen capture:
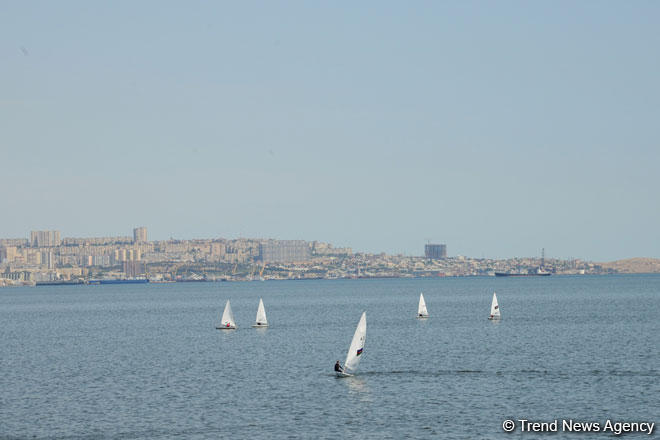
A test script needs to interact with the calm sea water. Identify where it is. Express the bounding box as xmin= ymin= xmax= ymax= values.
xmin=1 ymin=275 xmax=658 ymax=439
